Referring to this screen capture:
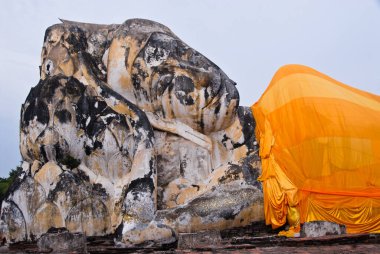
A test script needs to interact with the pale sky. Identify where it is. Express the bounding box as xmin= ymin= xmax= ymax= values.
xmin=0 ymin=0 xmax=379 ymax=177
